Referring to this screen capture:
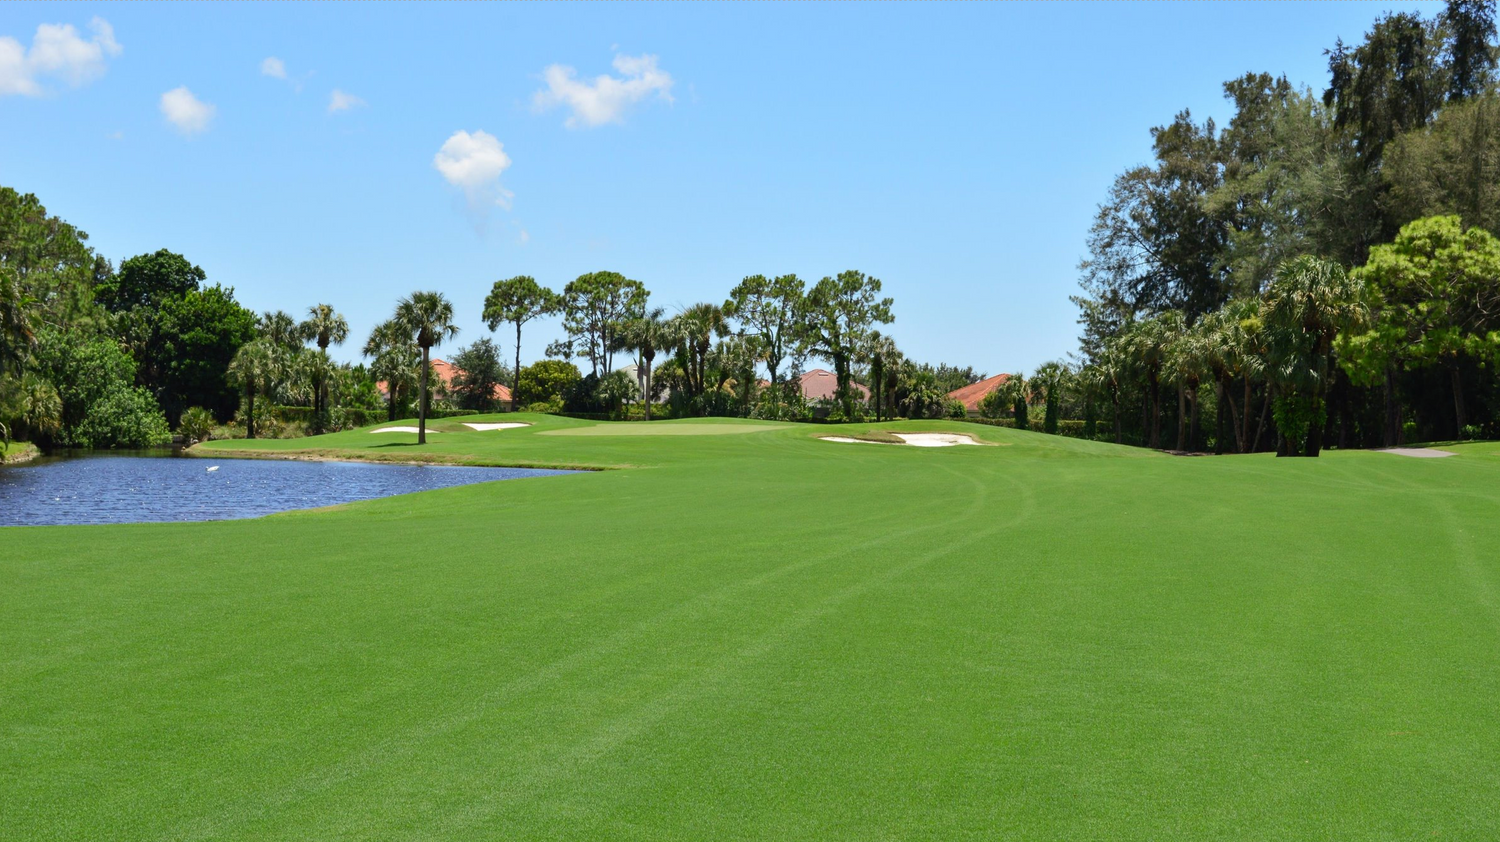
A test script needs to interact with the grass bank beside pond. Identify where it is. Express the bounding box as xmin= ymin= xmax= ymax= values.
xmin=0 ymin=440 xmax=39 ymax=464
xmin=4 ymin=414 xmax=1499 ymax=840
